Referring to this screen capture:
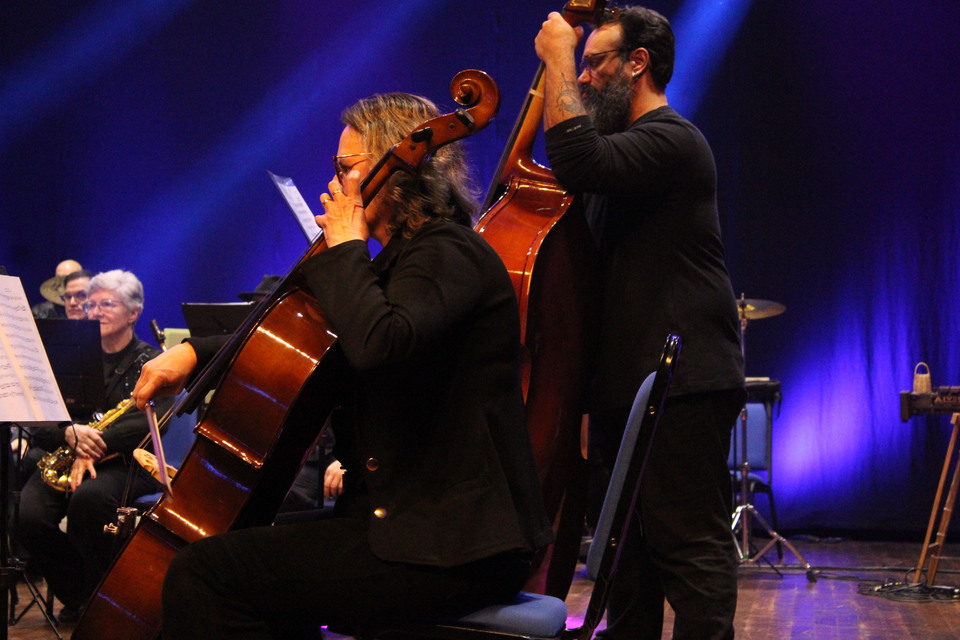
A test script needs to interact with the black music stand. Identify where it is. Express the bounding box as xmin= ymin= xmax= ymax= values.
xmin=4 ymin=320 xmax=100 ymax=637
xmin=181 ymin=302 xmax=255 ymax=338
xmin=34 ymin=319 xmax=104 ymax=421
